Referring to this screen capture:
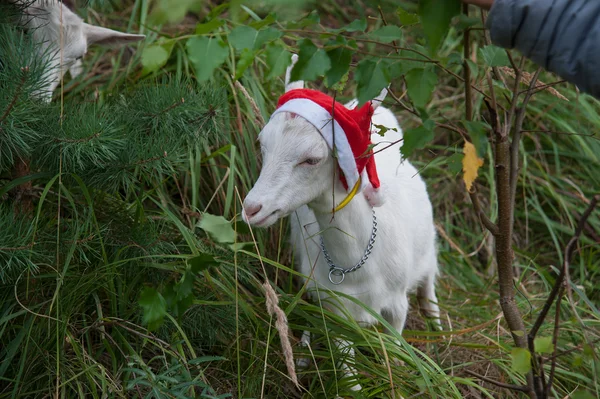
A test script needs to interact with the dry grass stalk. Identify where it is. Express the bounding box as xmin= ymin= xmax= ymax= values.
xmin=262 ymin=281 xmax=299 ymax=388
xmin=499 ymin=66 xmax=568 ymax=101
xmin=235 ymin=80 xmax=265 ymax=126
